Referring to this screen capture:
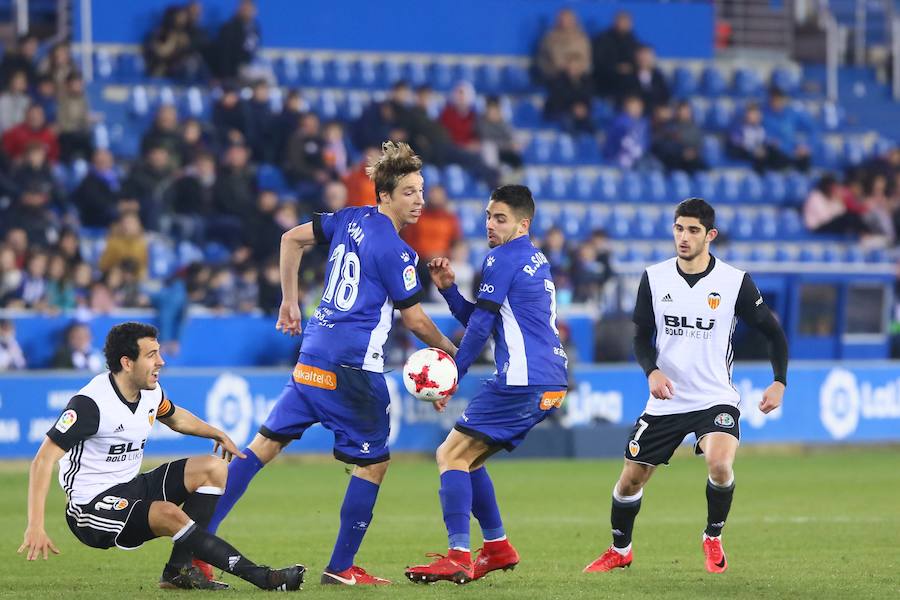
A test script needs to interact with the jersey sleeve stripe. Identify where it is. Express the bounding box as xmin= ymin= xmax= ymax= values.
xmin=394 ymin=289 xmax=426 ymax=310
xmin=475 ymin=298 xmax=502 ymax=313
xmin=157 ymin=397 xmax=174 ymax=419
xmin=312 ymin=213 xmax=328 ymax=245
